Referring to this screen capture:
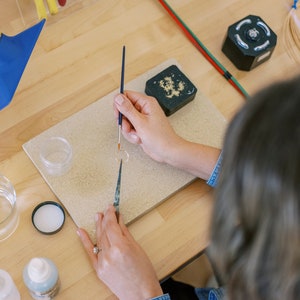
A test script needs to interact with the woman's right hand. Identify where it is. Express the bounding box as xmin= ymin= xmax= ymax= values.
xmin=114 ymin=90 xmax=221 ymax=180
xmin=113 ymin=90 xmax=182 ymax=164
